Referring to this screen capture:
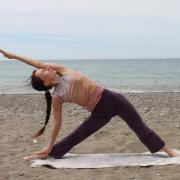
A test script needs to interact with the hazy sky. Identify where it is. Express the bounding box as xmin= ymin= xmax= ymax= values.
xmin=0 ymin=0 xmax=180 ymax=59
